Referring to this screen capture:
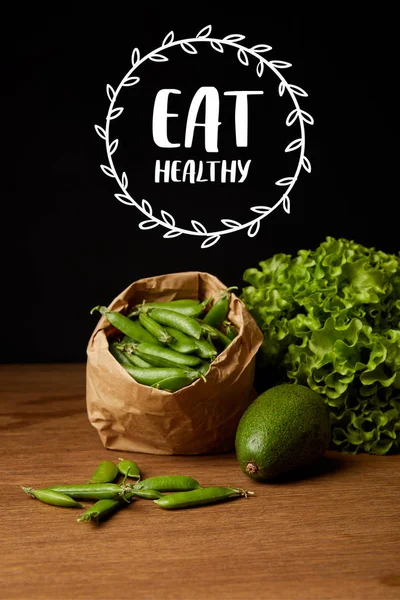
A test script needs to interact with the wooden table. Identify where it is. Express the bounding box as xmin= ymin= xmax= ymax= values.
xmin=0 ymin=364 xmax=399 ymax=600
